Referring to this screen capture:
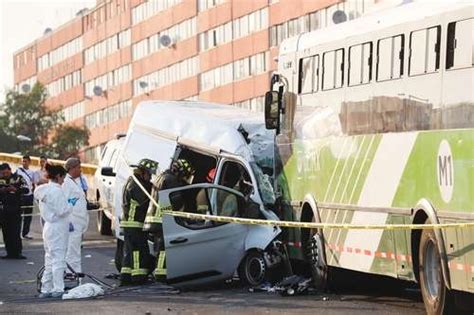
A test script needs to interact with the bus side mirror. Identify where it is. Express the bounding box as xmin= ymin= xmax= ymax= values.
xmin=264 ymin=91 xmax=280 ymax=130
